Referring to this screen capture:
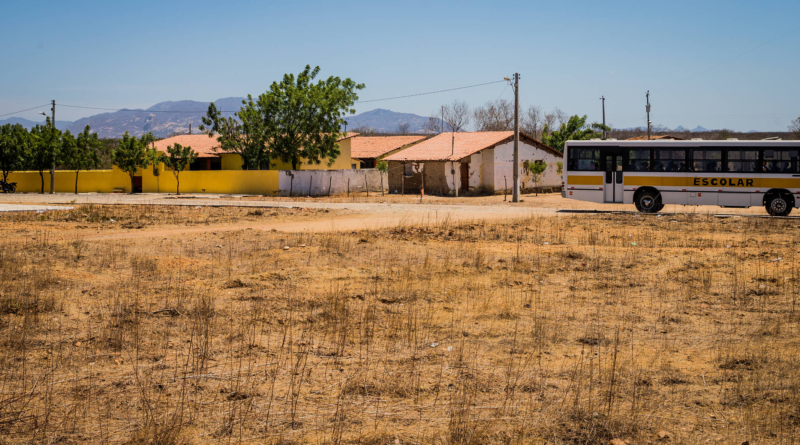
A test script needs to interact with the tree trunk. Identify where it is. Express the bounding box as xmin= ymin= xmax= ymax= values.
xmin=130 ymin=174 xmax=135 ymax=194
xmin=39 ymin=171 xmax=45 ymax=194
xmin=75 ymin=170 xmax=80 ymax=194
xmin=174 ymin=172 xmax=180 ymax=195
